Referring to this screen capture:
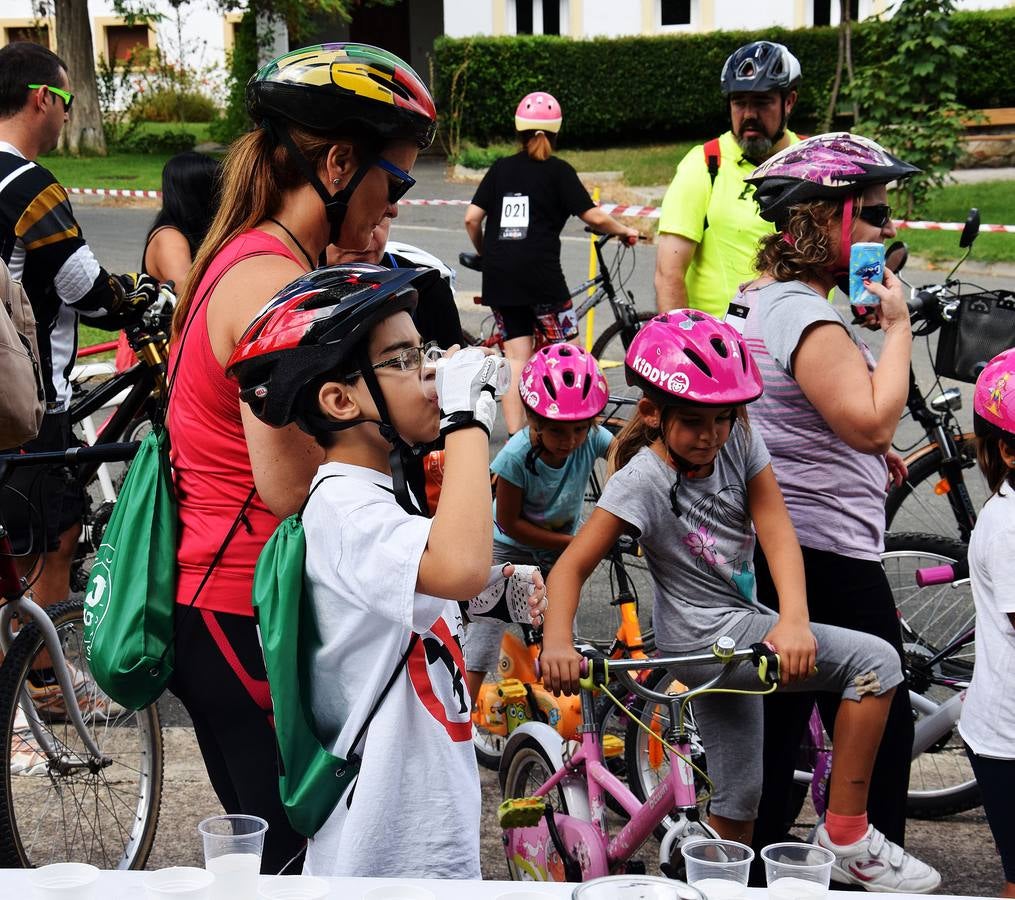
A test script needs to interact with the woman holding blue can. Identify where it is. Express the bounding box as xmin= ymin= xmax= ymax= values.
xmin=724 ymin=134 xmax=934 ymax=887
